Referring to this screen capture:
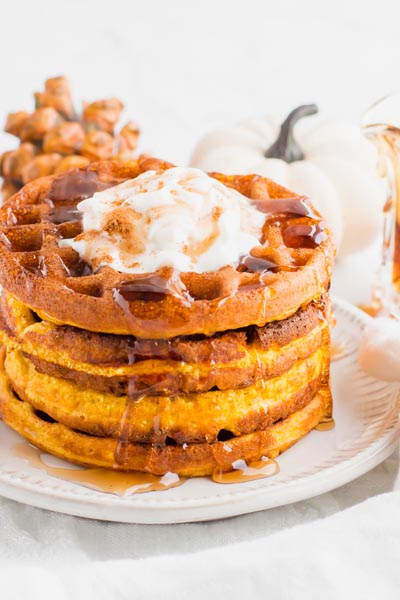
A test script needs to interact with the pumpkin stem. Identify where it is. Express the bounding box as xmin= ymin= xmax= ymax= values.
xmin=264 ymin=104 xmax=318 ymax=163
